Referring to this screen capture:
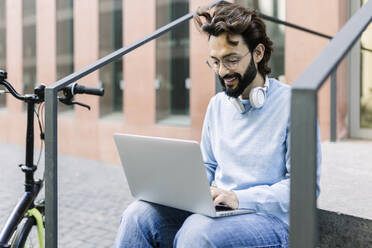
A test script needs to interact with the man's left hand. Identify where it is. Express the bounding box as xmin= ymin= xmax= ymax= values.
xmin=210 ymin=186 xmax=239 ymax=210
